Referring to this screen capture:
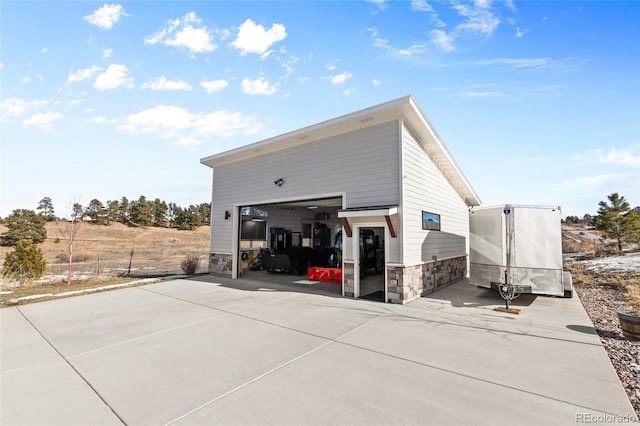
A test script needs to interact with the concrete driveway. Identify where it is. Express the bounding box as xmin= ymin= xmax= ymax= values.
xmin=1 ymin=276 xmax=636 ymax=425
